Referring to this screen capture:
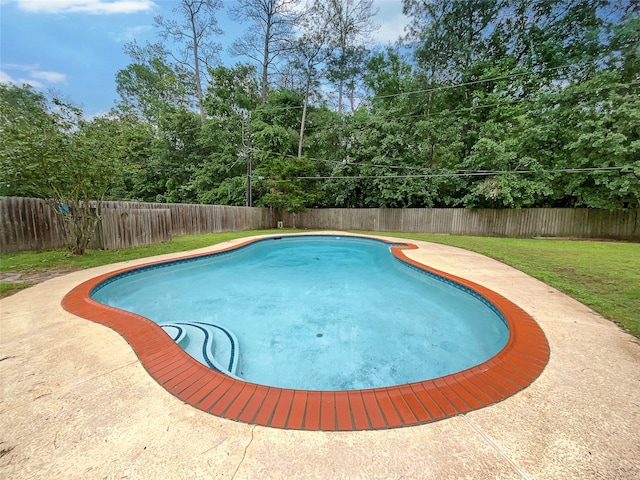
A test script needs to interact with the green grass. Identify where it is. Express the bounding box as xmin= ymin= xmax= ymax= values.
xmin=0 ymin=229 xmax=296 ymax=296
xmin=357 ymin=232 xmax=640 ymax=338
xmin=0 ymin=281 xmax=34 ymax=297
xmin=1 ymin=228 xmax=638 ymax=338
